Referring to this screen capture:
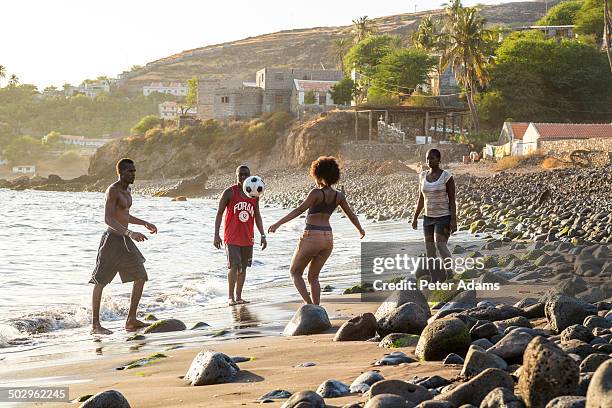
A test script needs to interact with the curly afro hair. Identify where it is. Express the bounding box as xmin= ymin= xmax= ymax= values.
xmin=309 ymin=156 xmax=340 ymax=186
